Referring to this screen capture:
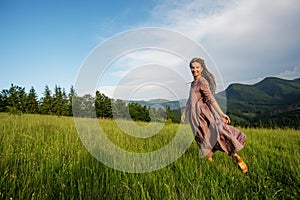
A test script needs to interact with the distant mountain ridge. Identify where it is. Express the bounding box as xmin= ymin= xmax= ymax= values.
xmin=224 ymin=77 xmax=300 ymax=104
xmin=124 ymin=98 xmax=187 ymax=110
xmin=218 ymin=77 xmax=300 ymax=128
